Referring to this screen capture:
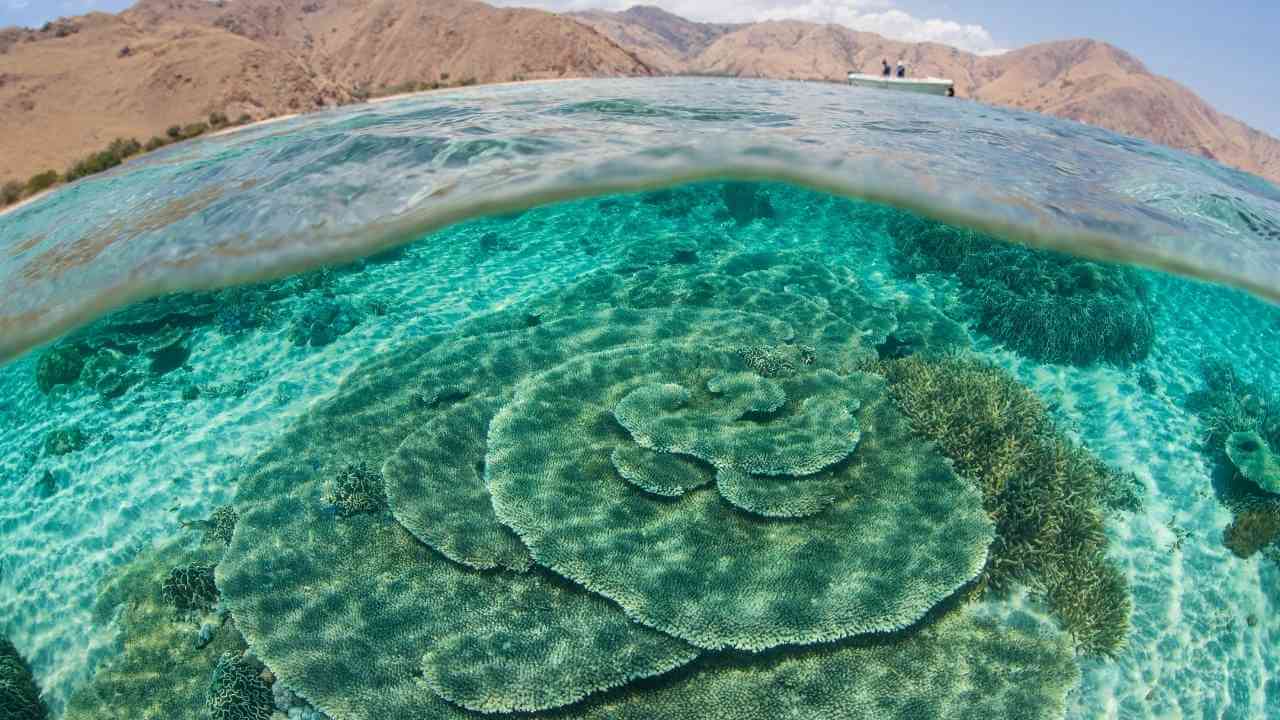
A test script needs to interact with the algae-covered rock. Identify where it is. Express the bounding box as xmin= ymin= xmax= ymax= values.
xmin=34 ymin=342 xmax=87 ymax=394
xmin=1225 ymin=431 xmax=1280 ymax=495
xmin=0 ymin=636 xmax=47 ymax=720
xmin=488 ymin=343 xmax=993 ymax=651
xmin=288 ymin=299 xmax=362 ymax=348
